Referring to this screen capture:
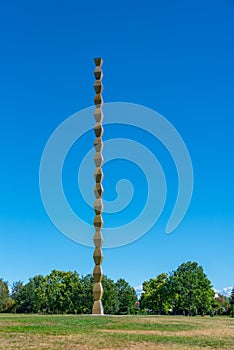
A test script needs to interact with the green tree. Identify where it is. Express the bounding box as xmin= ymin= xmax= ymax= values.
xmin=79 ymin=275 xmax=136 ymax=315
xmin=10 ymin=271 xmax=141 ymax=315
xmin=42 ymin=270 xmax=82 ymax=314
xmin=11 ymin=276 xmax=45 ymax=313
xmin=0 ymin=278 xmax=10 ymax=312
xmin=169 ymin=261 xmax=214 ymax=316
xmin=79 ymin=274 xmax=94 ymax=314
xmin=11 ymin=281 xmax=23 ymax=312
xmin=12 ymin=271 xmax=84 ymax=314
xmin=78 ymin=274 xmax=121 ymax=314
xmin=140 ymin=273 xmax=172 ymax=314
xmin=212 ymin=294 xmax=230 ymax=315
xmin=230 ymin=288 xmax=234 ymax=317
xmin=102 ymin=275 xmax=119 ymax=314
xmin=116 ymin=278 xmax=137 ymax=314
